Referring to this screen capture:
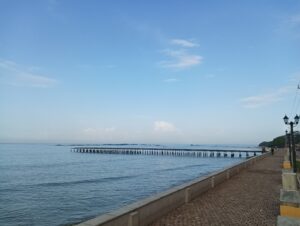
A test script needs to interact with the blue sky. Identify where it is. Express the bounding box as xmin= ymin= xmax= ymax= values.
xmin=1 ymin=0 xmax=300 ymax=144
